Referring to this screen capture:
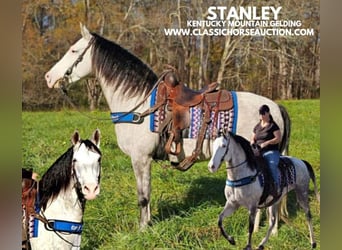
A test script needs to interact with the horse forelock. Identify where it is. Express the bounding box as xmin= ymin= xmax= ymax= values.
xmin=39 ymin=146 xmax=74 ymax=210
xmin=229 ymin=132 xmax=257 ymax=171
xmin=91 ymin=33 xmax=158 ymax=98
xmin=77 ymin=139 xmax=101 ymax=156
